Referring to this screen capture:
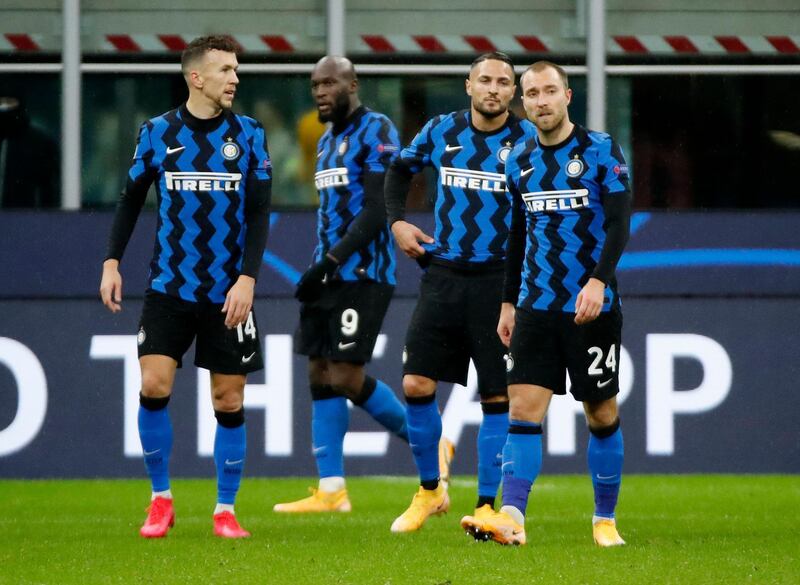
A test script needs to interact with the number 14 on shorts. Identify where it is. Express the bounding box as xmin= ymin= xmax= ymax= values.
xmin=236 ymin=312 xmax=257 ymax=343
